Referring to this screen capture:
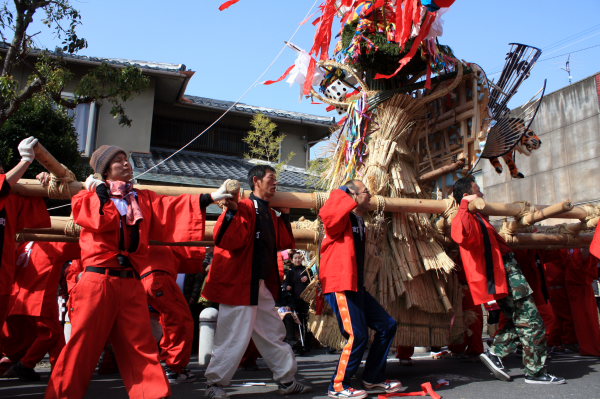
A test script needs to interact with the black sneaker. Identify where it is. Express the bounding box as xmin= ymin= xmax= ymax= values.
xmin=165 ymin=366 xmax=196 ymax=384
xmin=524 ymin=373 xmax=566 ymax=385
xmin=4 ymin=361 xmax=40 ymax=381
xmin=479 ymin=350 xmax=512 ymax=381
